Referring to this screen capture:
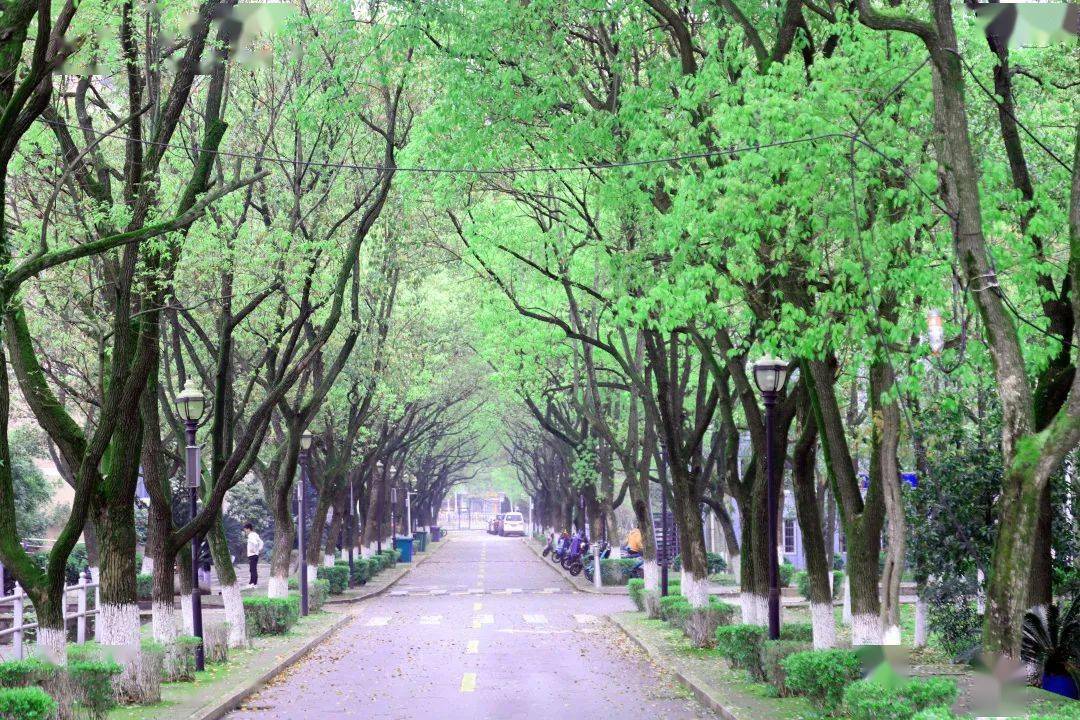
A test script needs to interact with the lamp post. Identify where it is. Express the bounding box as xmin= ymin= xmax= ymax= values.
xmin=174 ymin=379 xmax=206 ymax=672
xmin=752 ymin=355 xmax=791 ymax=641
xmin=406 ymin=491 xmax=416 ymax=537
xmin=298 ymin=430 xmax=313 ymax=617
